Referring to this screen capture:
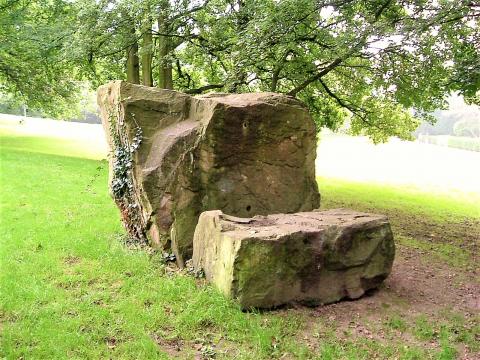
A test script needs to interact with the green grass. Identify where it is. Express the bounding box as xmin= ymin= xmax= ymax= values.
xmin=0 ymin=131 xmax=106 ymax=160
xmin=318 ymin=176 xmax=480 ymax=222
xmin=0 ymin=140 xmax=304 ymax=358
xmin=1 ymin=126 xmax=479 ymax=359
xmin=396 ymin=235 xmax=471 ymax=269
xmin=386 ymin=315 xmax=407 ymax=332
